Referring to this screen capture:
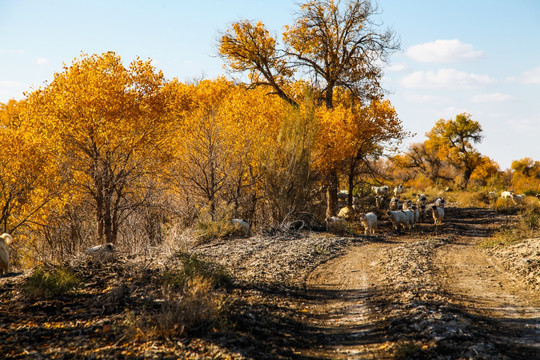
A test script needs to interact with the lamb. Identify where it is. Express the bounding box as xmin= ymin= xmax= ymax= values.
xmin=387 ymin=210 xmax=408 ymax=231
xmin=431 ymin=205 xmax=444 ymax=225
xmin=360 ymin=212 xmax=377 ymax=235
xmin=389 ymin=197 xmax=401 ymax=211
xmin=394 ymin=184 xmax=404 ymax=197
xmin=231 ymin=218 xmax=250 ymax=237
xmin=0 ymin=233 xmax=13 ymax=275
